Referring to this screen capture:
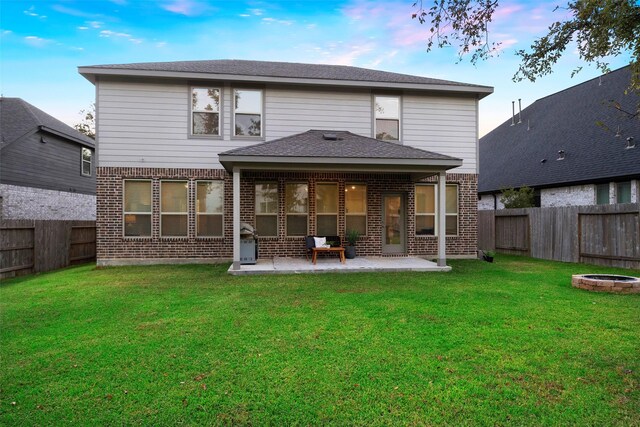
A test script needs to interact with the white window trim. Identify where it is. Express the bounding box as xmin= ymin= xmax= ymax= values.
xmin=122 ymin=179 xmax=152 ymax=238
xmin=196 ymin=180 xmax=224 ymax=238
xmin=81 ymin=147 xmax=92 ymax=177
xmin=415 ymin=183 xmax=459 ymax=237
xmin=232 ymin=88 xmax=264 ymax=139
xmin=345 ymin=183 xmax=367 ymax=236
xmin=255 ymin=182 xmax=278 ymax=237
xmin=285 ymin=182 xmax=308 ymax=237
xmin=316 ymin=182 xmax=339 ymax=236
xmin=190 ymin=86 xmax=222 ymax=138
xmin=160 ymin=180 xmax=189 ymax=238
xmin=373 ymin=94 xmax=402 ymax=142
